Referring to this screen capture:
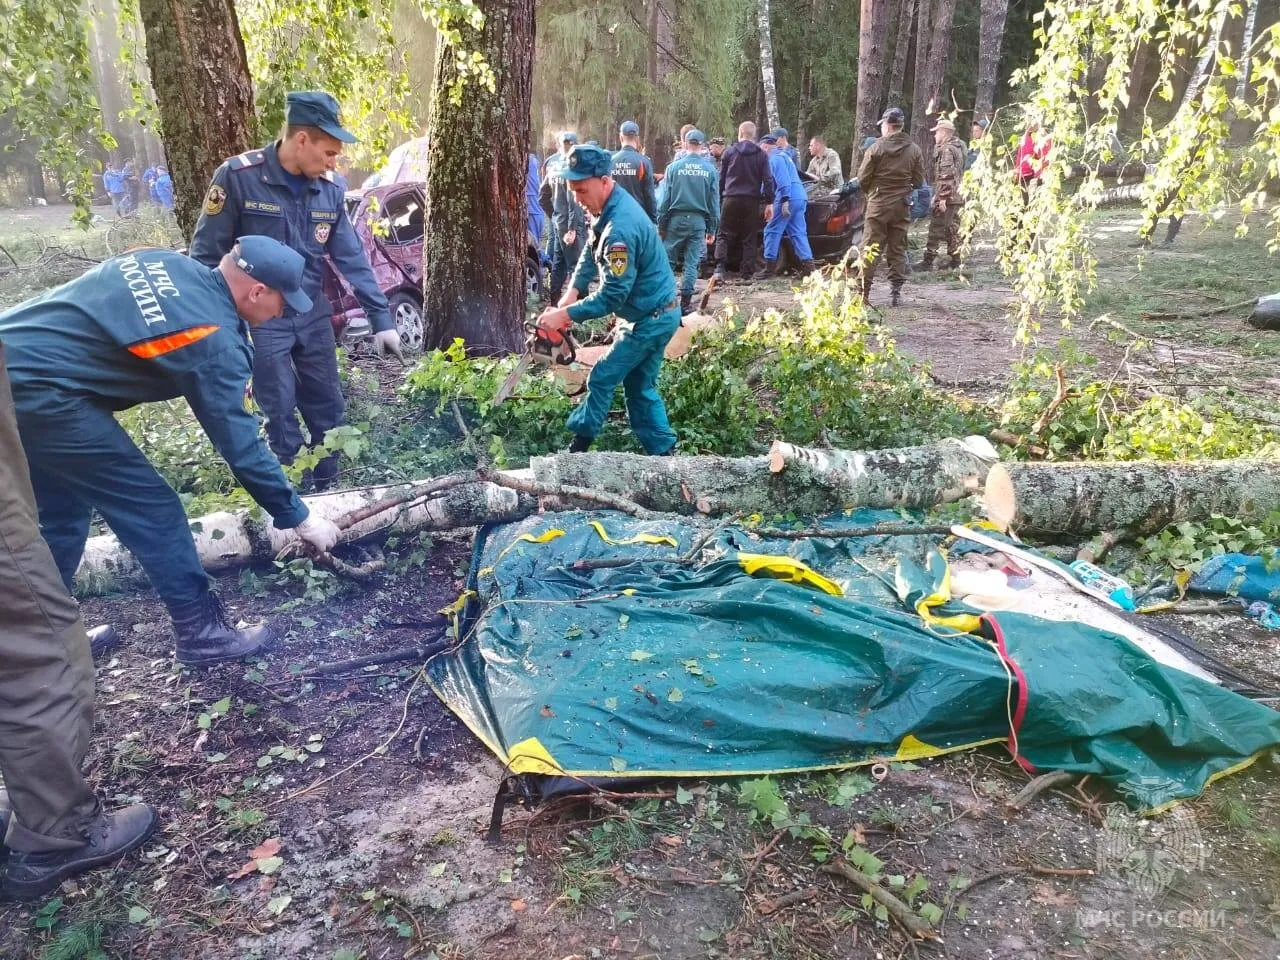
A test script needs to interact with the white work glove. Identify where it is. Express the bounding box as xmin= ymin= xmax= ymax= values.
xmin=781 ymin=199 xmax=791 ymax=219
xmin=374 ymin=329 xmax=404 ymax=361
xmin=294 ymin=513 xmax=341 ymax=554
